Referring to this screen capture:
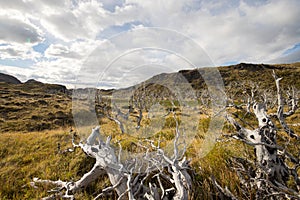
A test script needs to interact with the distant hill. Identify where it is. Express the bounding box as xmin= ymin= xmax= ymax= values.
xmin=1 ymin=62 xmax=300 ymax=133
xmin=0 ymin=74 xmax=71 ymax=132
xmin=0 ymin=73 xmax=22 ymax=84
xmin=0 ymin=73 xmax=69 ymax=94
xmin=24 ymin=79 xmax=44 ymax=84
xmin=185 ymin=62 xmax=300 ymax=89
xmin=23 ymin=79 xmax=68 ymax=94
xmin=139 ymin=62 xmax=300 ymax=93
xmin=110 ymin=62 xmax=300 ymax=103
